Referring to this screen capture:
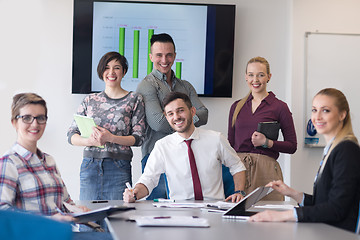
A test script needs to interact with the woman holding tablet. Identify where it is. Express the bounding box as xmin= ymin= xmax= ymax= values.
xmin=67 ymin=52 xmax=146 ymax=201
xmin=250 ymin=88 xmax=360 ymax=233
